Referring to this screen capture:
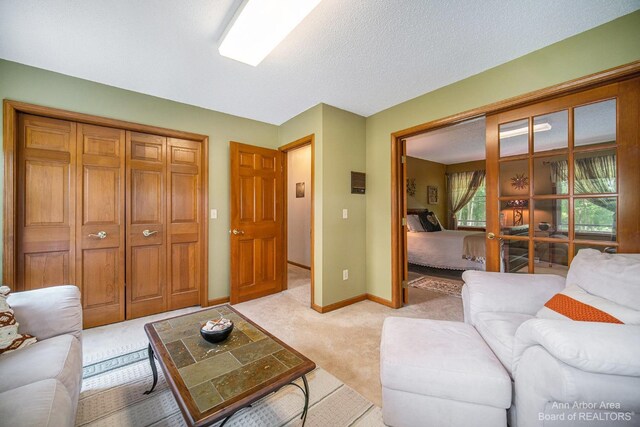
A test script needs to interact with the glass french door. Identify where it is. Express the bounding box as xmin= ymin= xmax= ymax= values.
xmin=485 ymin=78 xmax=640 ymax=275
